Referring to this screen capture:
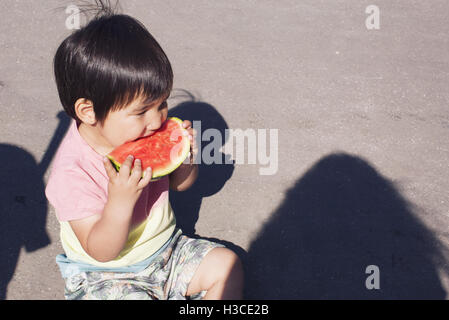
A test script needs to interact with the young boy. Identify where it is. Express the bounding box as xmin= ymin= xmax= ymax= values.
xmin=45 ymin=10 xmax=243 ymax=300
